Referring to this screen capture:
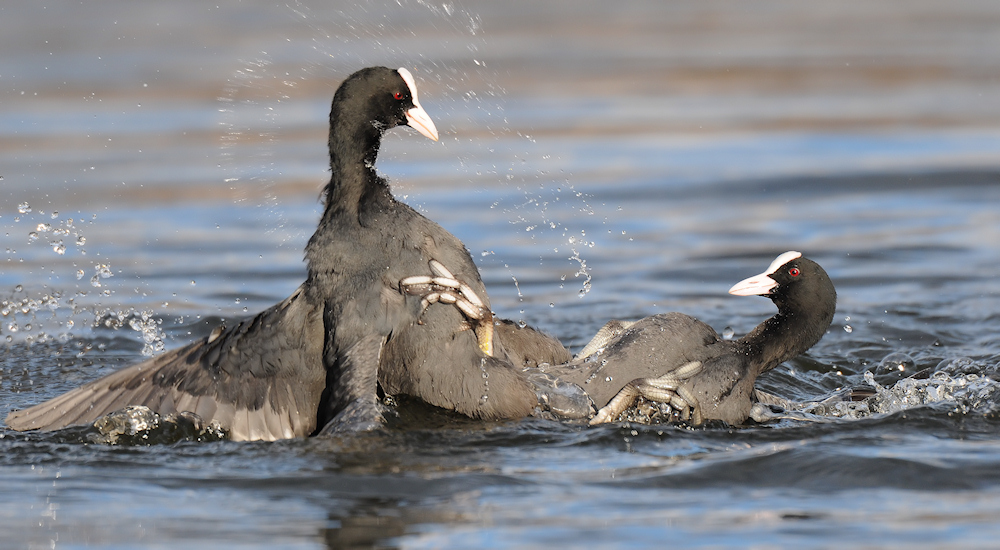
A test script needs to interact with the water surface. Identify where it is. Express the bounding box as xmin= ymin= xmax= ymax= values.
xmin=3 ymin=1 xmax=1000 ymax=548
